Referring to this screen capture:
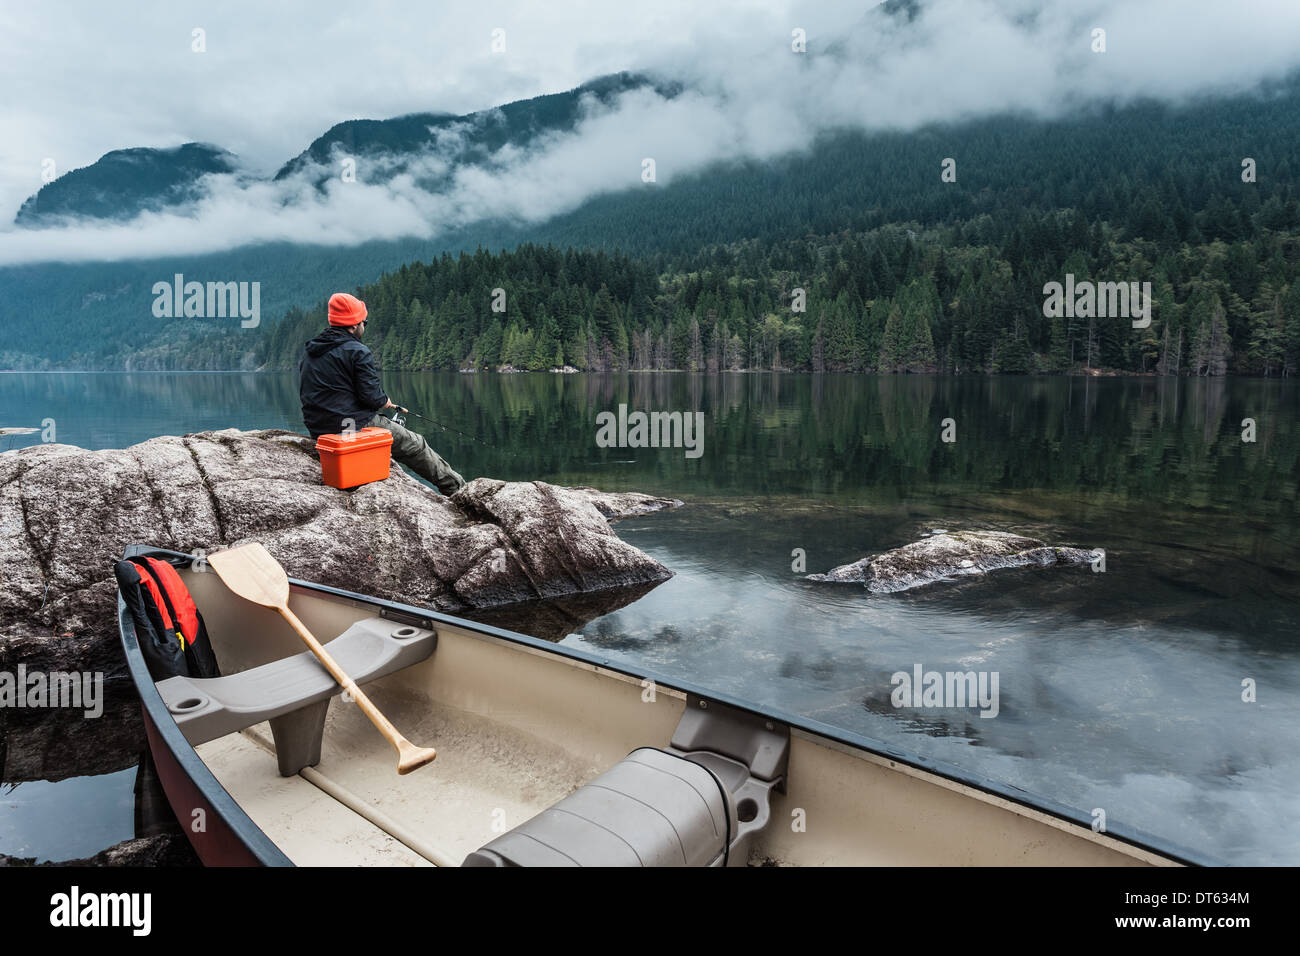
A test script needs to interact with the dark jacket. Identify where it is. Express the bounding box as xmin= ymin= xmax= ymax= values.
xmin=299 ymin=328 xmax=389 ymax=438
